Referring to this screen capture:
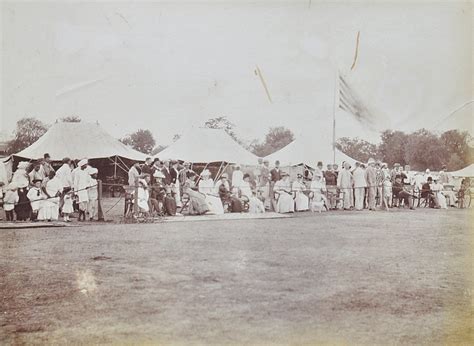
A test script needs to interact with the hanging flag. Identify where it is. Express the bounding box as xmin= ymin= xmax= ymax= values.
xmin=338 ymin=74 xmax=374 ymax=125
